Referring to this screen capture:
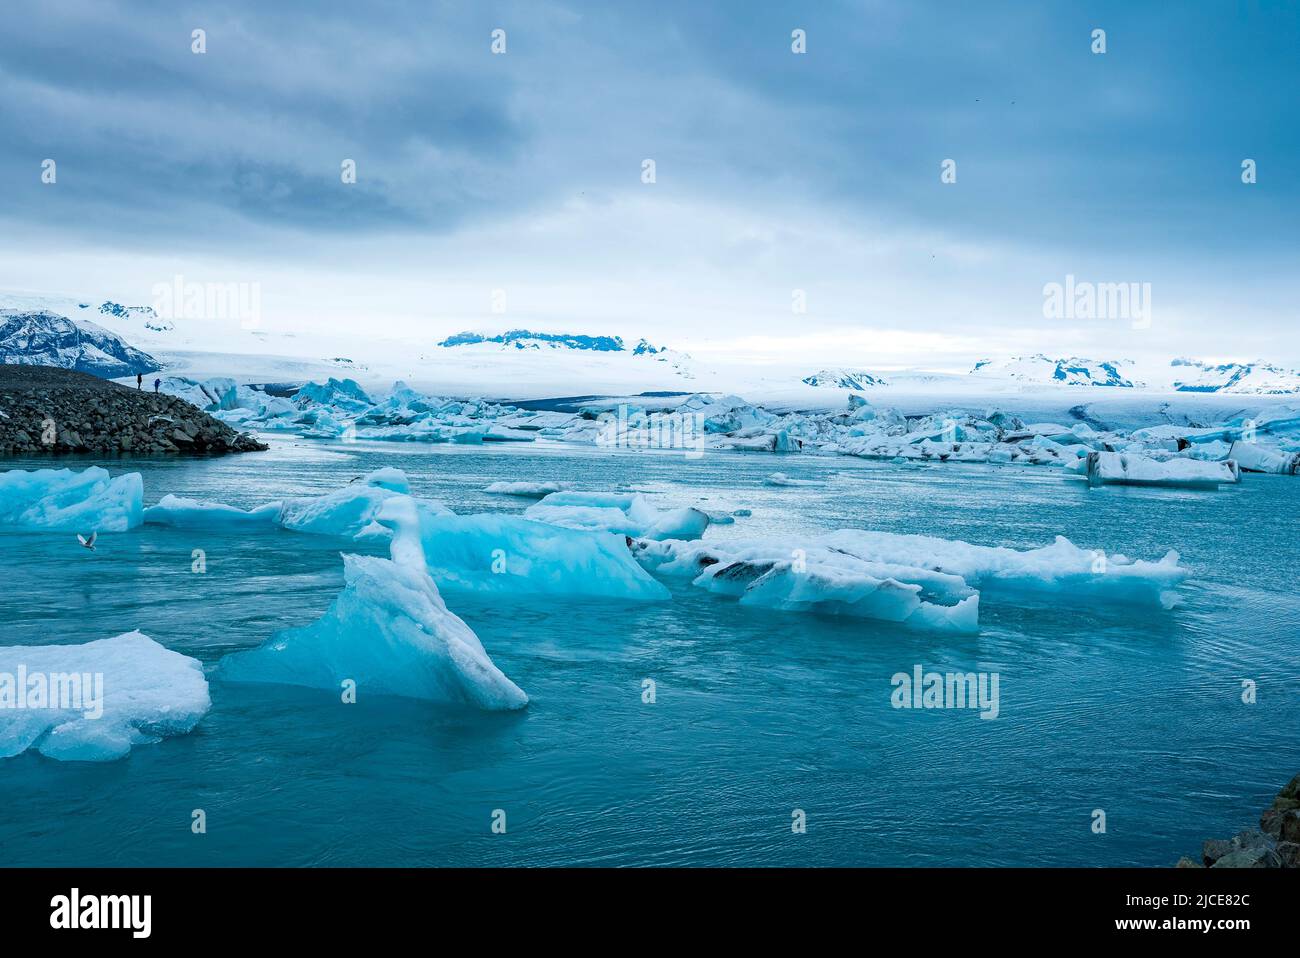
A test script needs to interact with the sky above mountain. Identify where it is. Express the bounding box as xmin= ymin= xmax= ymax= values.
xmin=1 ymin=0 xmax=1296 ymax=369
